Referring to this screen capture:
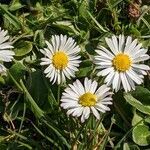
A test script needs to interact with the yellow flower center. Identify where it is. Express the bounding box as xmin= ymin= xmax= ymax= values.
xmin=79 ymin=92 xmax=97 ymax=107
xmin=52 ymin=51 xmax=68 ymax=70
xmin=112 ymin=53 xmax=131 ymax=72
